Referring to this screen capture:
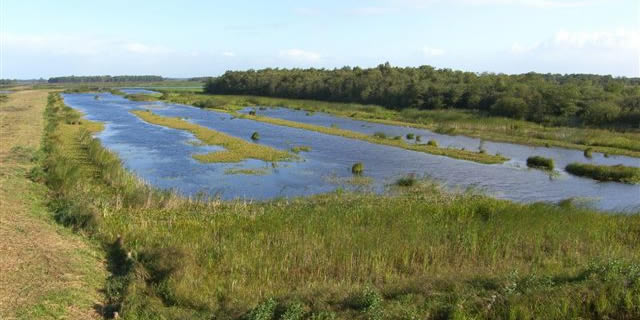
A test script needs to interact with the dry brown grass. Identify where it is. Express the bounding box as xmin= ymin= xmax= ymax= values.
xmin=0 ymin=90 xmax=105 ymax=319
